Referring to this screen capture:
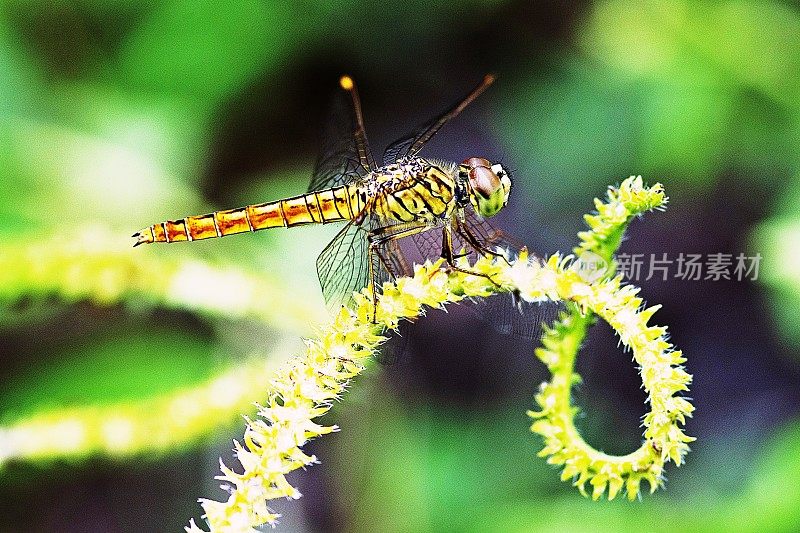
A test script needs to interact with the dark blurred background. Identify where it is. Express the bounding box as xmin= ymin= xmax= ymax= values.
xmin=2 ymin=1 xmax=800 ymax=531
